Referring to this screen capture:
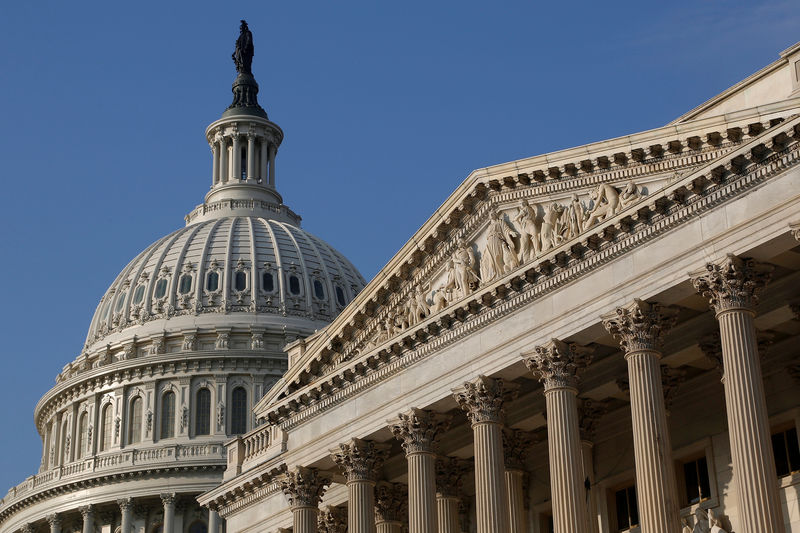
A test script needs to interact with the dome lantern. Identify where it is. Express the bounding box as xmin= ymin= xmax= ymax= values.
xmin=189 ymin=20 xmax=289 ymax=225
